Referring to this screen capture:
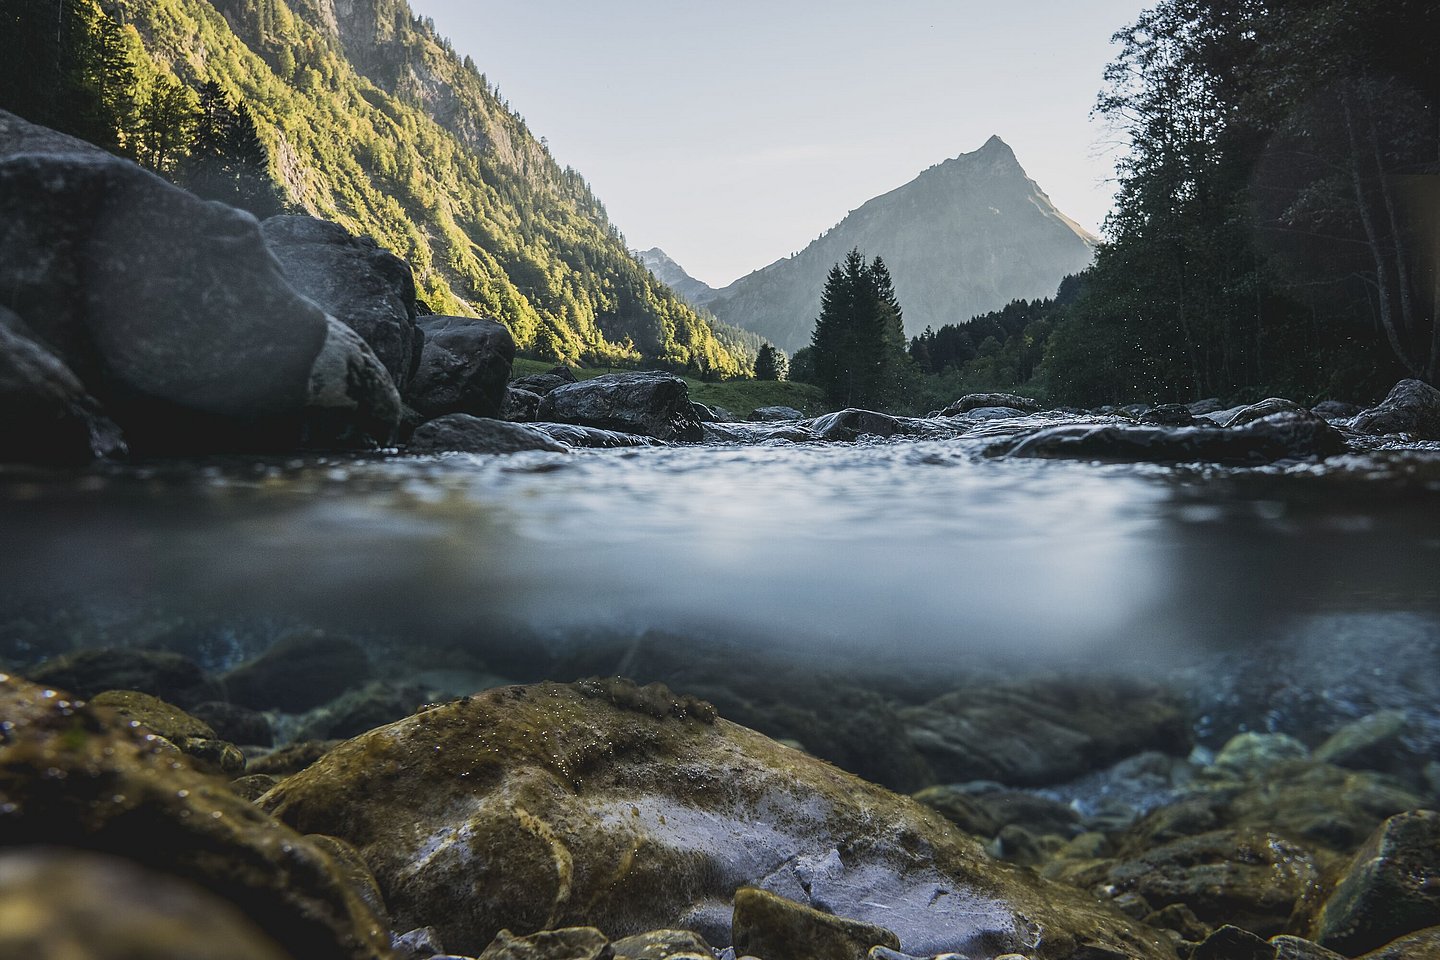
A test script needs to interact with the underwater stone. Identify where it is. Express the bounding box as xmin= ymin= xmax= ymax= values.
xmin=1312 ymin=810 xmax=1440 ymax=955
xmin=730 ymin=886 xmax=900 ymax=960
xmin=1355 ymin=926 xmax=1440 ymax=959
xmin=1213 ymin=732 xmax=1310 ymax=775
xmin=222 ymin=630 xmax=372 ymax=713
xmin=0 ymin=673 xmax=393 ymax=960
xmin=610 ymin=928 xmax=716 ymax=959
xmin=263 ymin=679 xmax=1178 ymax=959
xmin=477 ymin=927 xmax=613 ymax=960
xmin=1352 ymin=380 xmax=1440 ymax=439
